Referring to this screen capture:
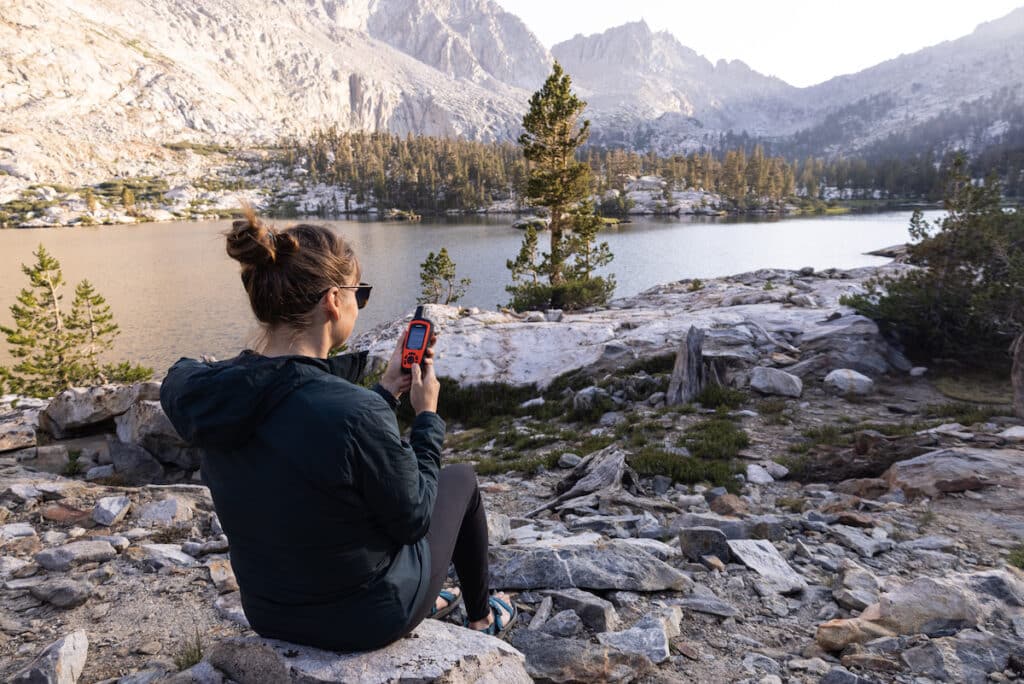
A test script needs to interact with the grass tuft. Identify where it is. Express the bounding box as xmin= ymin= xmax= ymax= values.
xmin=629 ymin=446 xmax=738 ymax=492
xmin=680 ymin=417 xmax=750 ymax=460
xmin=696 ymin=384 xmax=747 ymax=410
xmin=173 ymin=629 xmax=203 ymax=670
